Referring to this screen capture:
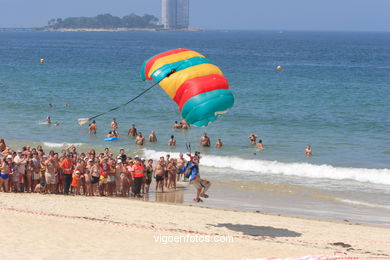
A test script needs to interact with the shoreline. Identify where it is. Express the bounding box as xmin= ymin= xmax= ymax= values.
xmin=1 ymin=193 xmax=389 ymax=259
xmin=3 ymin=138 xmax=390 ymax=228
